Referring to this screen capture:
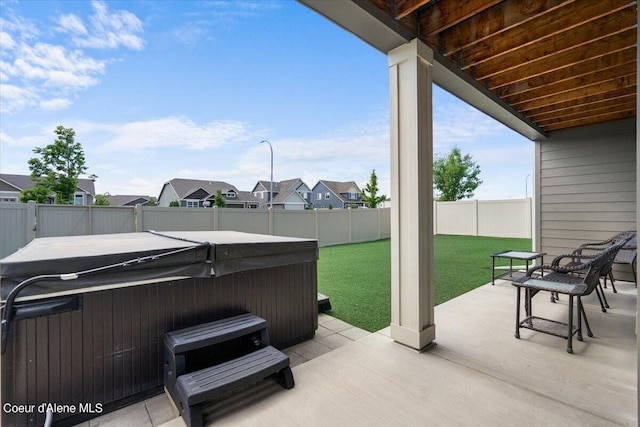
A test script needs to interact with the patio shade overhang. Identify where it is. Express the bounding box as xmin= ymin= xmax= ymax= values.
xmin=298 ymin=0 xmax=637 ymax=140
